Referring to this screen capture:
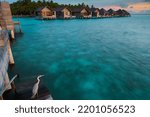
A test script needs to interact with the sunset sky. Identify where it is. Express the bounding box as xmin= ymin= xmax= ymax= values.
xmin=8 ymin=0 xmax=150 ymax=14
